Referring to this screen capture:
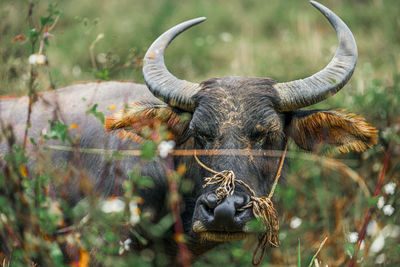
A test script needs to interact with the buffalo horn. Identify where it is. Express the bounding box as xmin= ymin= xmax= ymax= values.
xmin=143 ymin=17 xmax=206 ymax=111
xmin=273 ymin=1 xmax=358 ymax=111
